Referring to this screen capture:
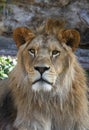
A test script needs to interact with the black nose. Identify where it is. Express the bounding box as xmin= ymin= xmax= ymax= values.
xmin=34 ymin=66 xmax=50 ymax=74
